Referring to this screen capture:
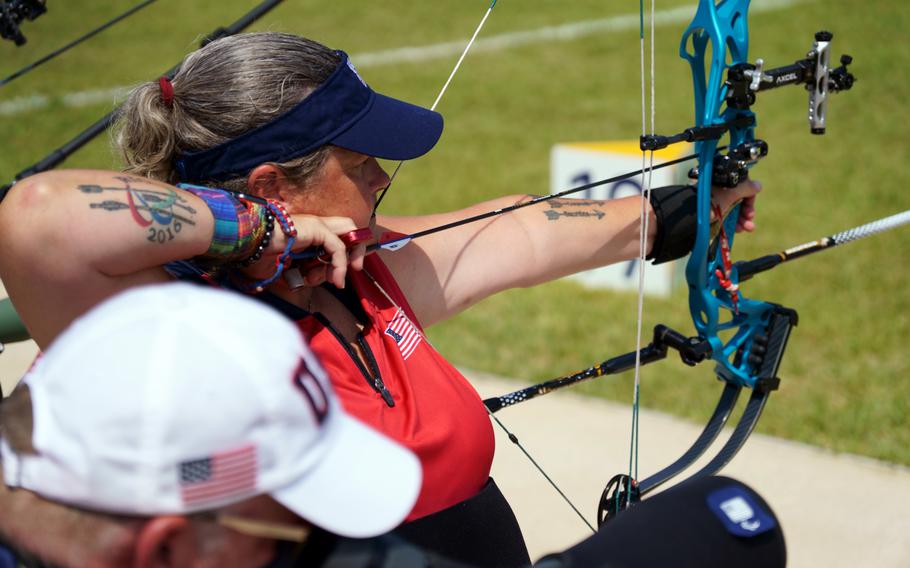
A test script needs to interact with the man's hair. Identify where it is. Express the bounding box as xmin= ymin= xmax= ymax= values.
xmin=0 ymin=385 xmax=138 ymax=565
xmin=1 ymin=382 xmax=36 ymax=454
xmin=0 ymin=383 xmax=255 ymax=566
